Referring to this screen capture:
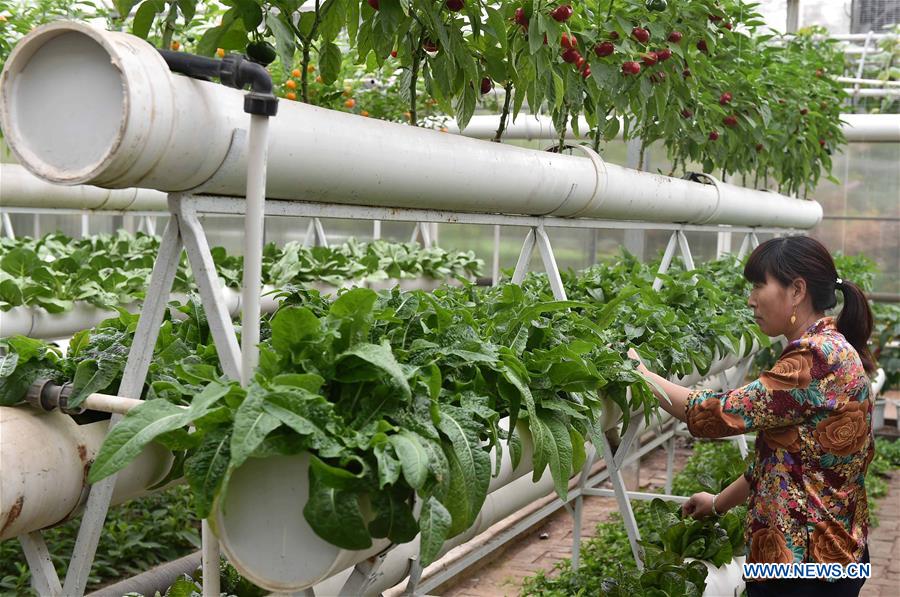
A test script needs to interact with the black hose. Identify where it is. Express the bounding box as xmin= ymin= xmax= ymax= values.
xmin=157 ymin=50 xmax=277 ymax=117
